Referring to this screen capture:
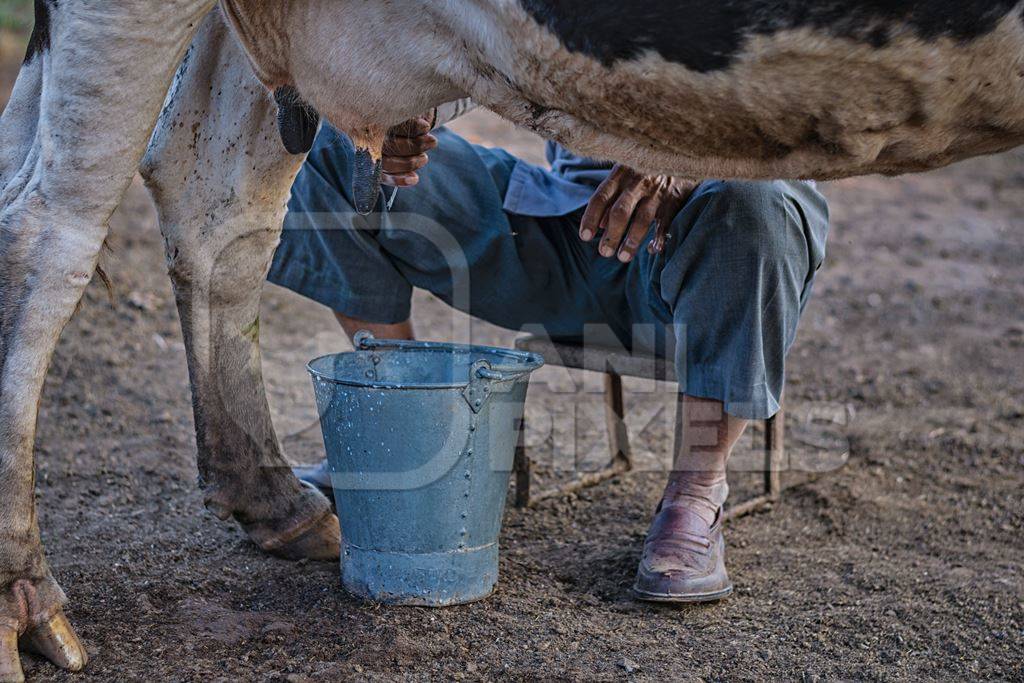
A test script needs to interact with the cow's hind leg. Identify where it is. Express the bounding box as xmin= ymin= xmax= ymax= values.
xmin=0 ymin=1 xmax=214 ymax=680
xmin=141 ymin=11 xmax=339 ymax=560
